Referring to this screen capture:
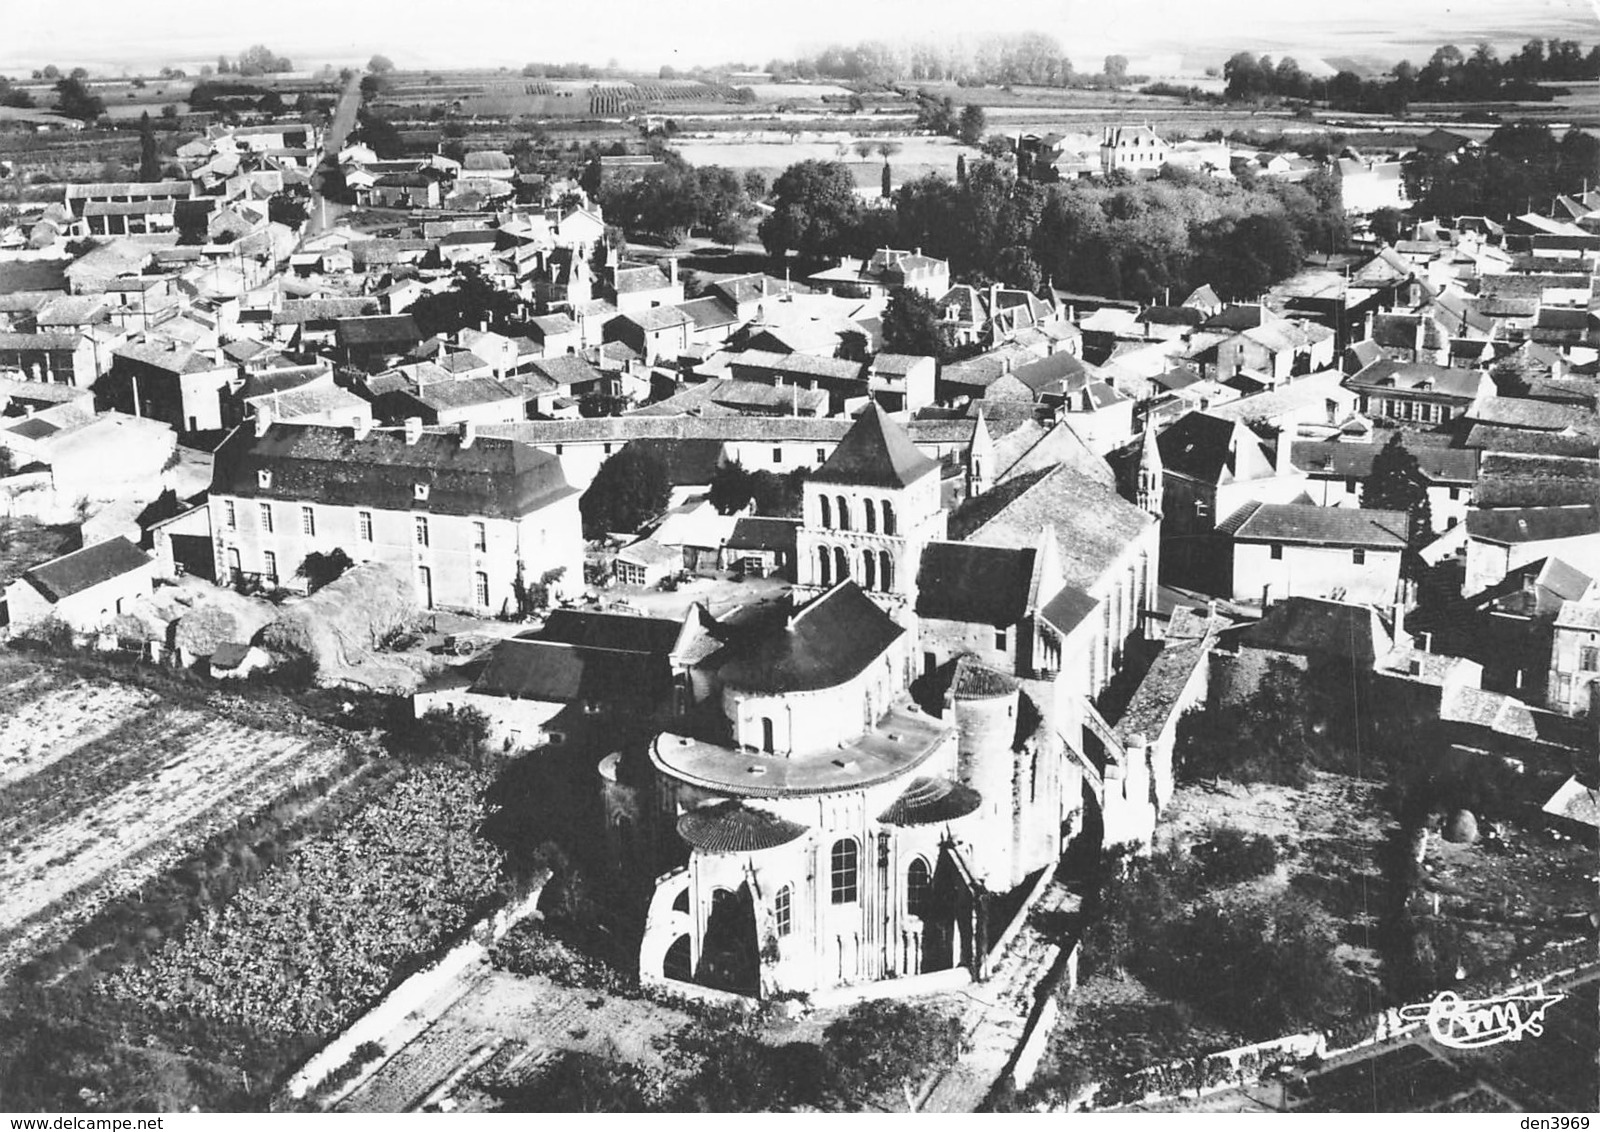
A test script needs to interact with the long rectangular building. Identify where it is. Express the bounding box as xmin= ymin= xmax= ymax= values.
xmin=209 ymin=419 xmax=582 ymax=613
